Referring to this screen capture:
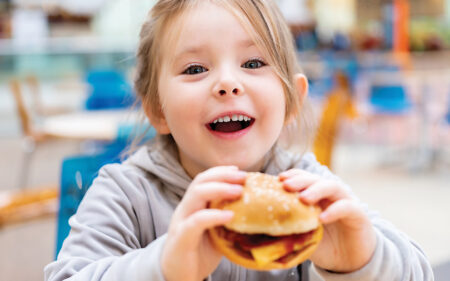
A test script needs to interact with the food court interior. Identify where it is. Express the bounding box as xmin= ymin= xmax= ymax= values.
xmin=0 ymin=0 xmax=449 ymax=280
